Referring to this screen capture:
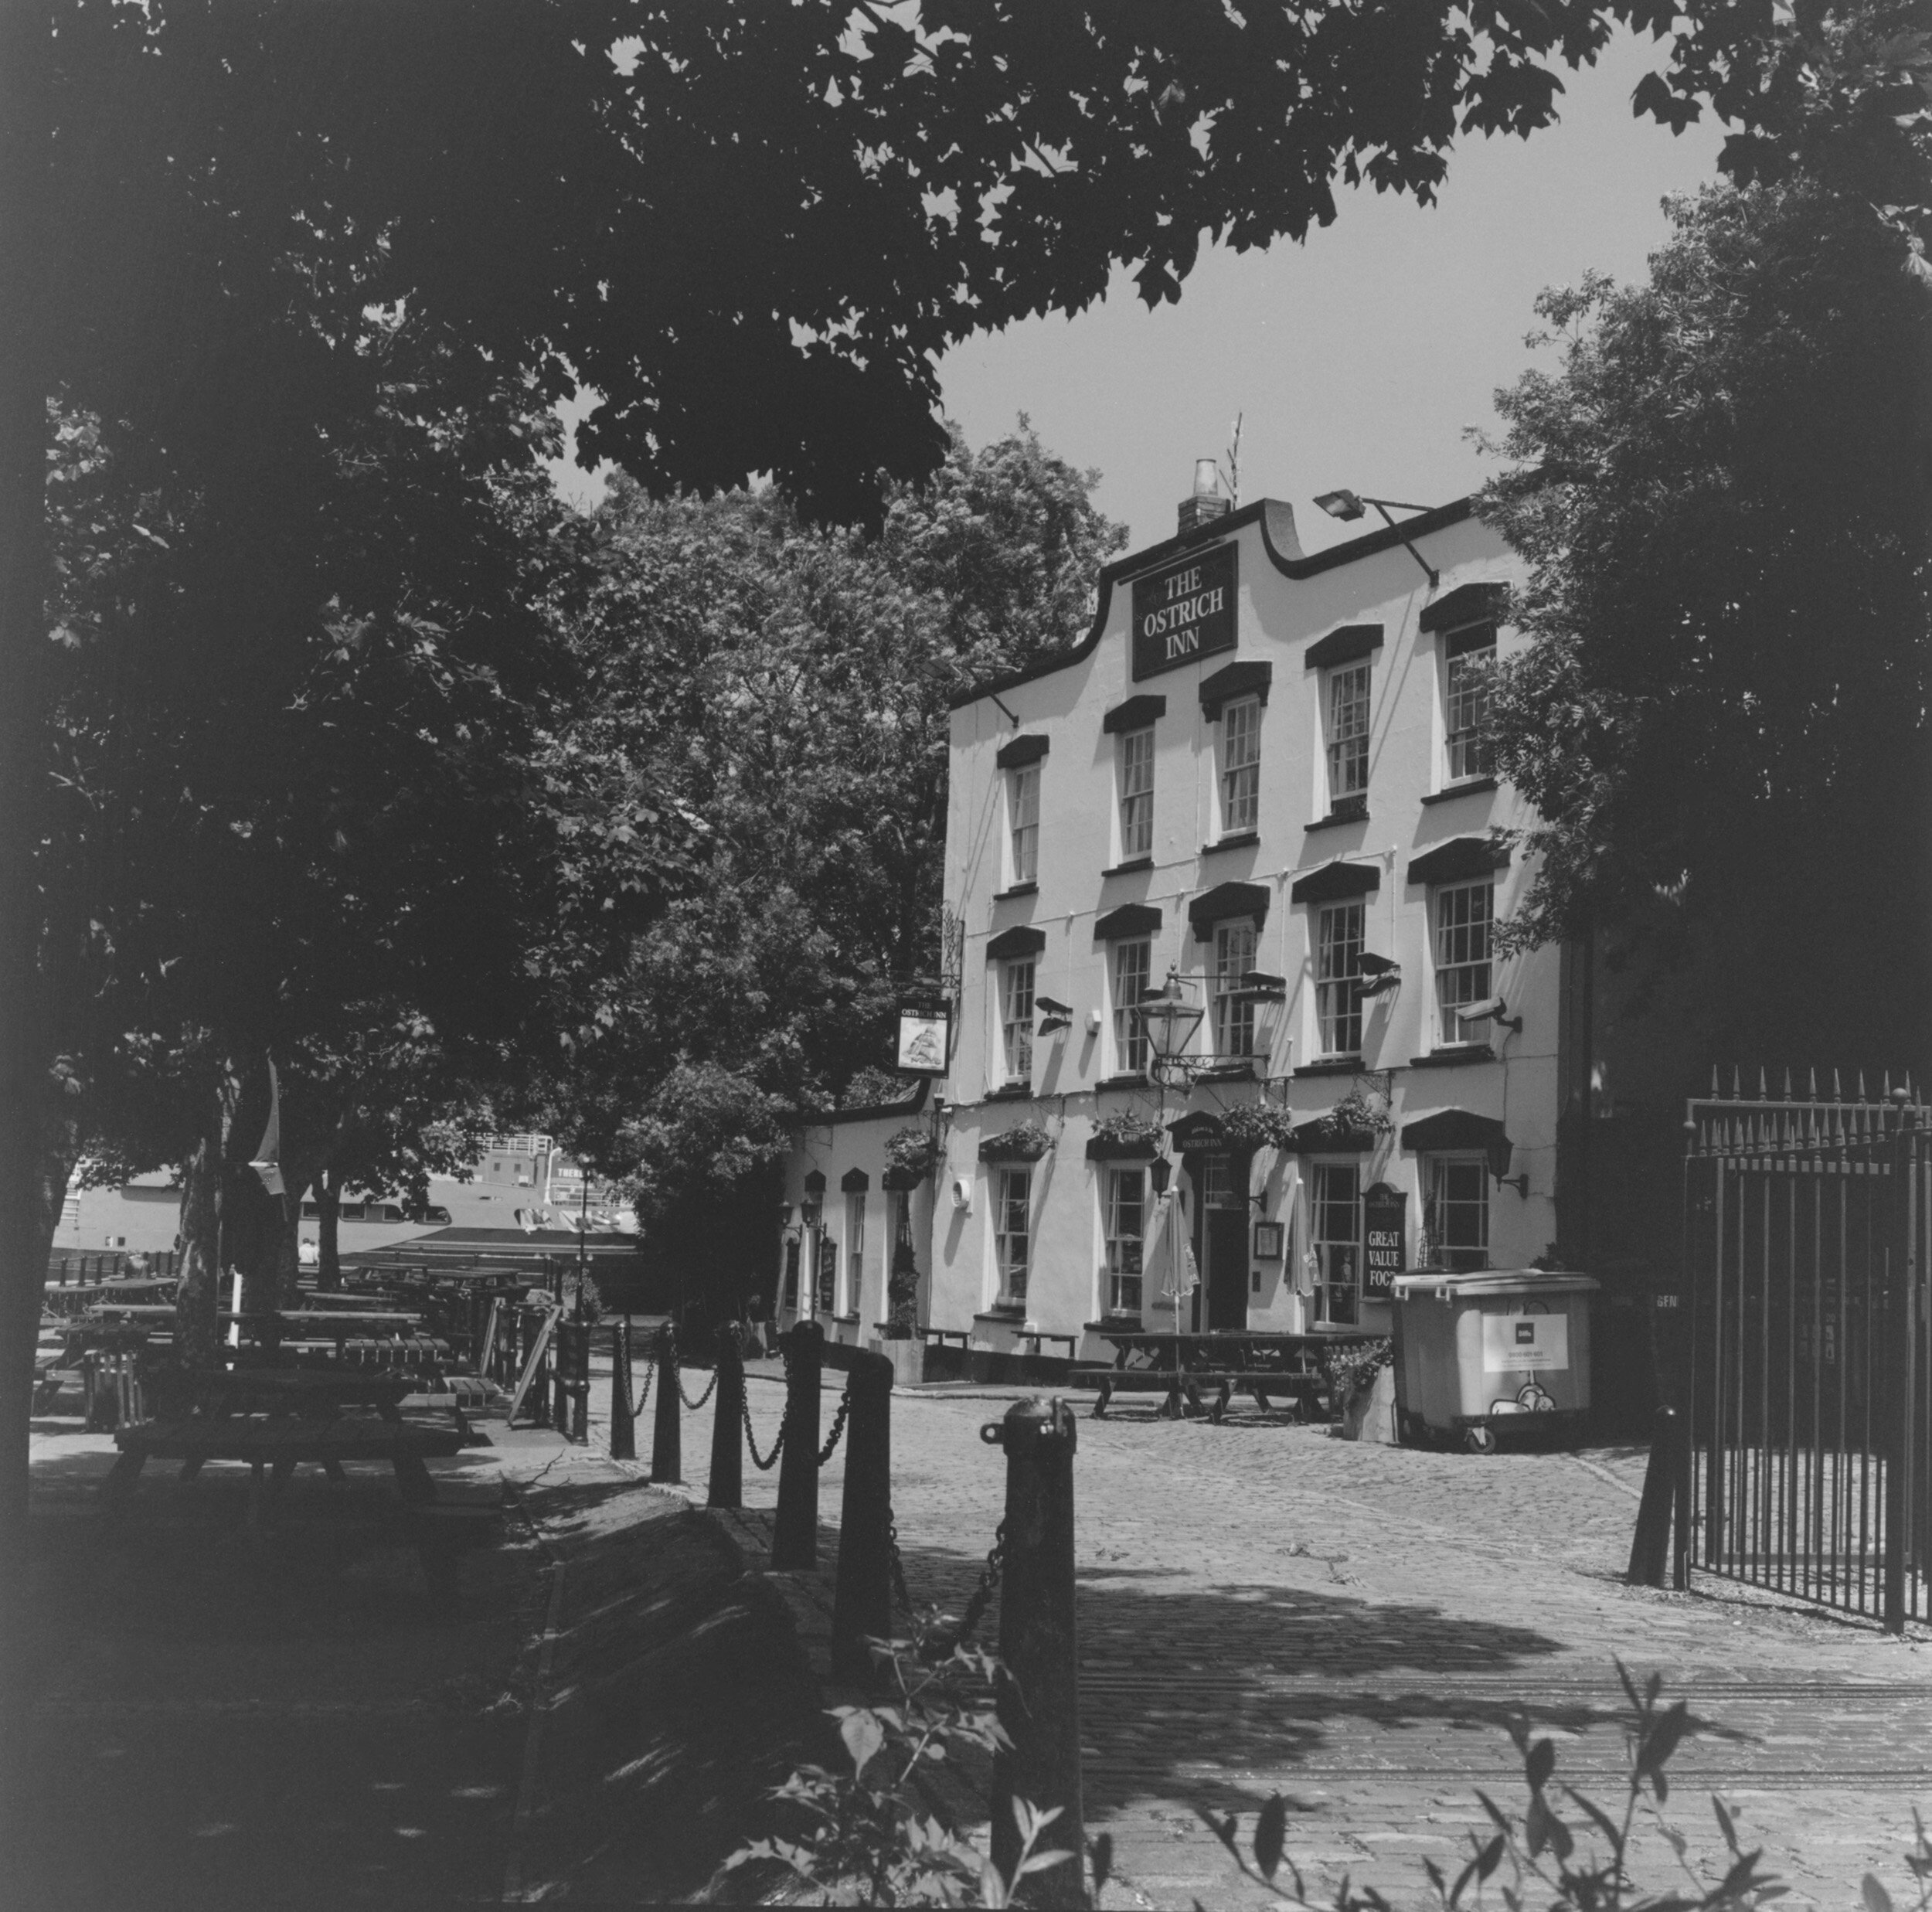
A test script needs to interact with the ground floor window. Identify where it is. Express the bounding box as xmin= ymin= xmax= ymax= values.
xmin=845 ymin=1192 xmax=867 ymax=1318
xmin=1104 ymin=1168 xmax=1145 ymax=1315
xmin=995 ymin=1168 xmax=1032 ymax=1305
xmin=1312 ymin=1160 xmax=1362 ymax=1326
xmin=1425 ymin=1156 xmax=1490 ymax=1271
